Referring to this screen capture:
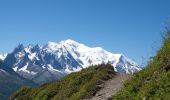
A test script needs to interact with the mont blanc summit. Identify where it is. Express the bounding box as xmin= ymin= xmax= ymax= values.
xmin=3 ymin=39 xmax=141 ymax=84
